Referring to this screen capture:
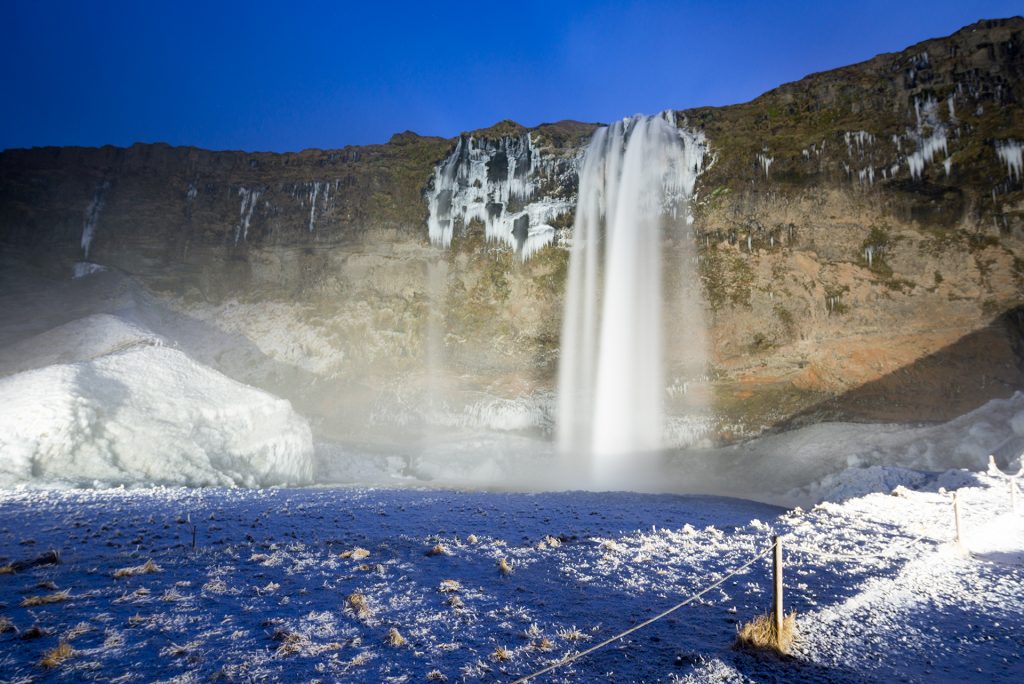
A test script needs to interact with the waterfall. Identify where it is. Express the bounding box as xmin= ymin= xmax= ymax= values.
xmin=80 ymin=180 xmax=110 ymax=259
xmin=557 ymin=112 xmax=707 ymax=485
